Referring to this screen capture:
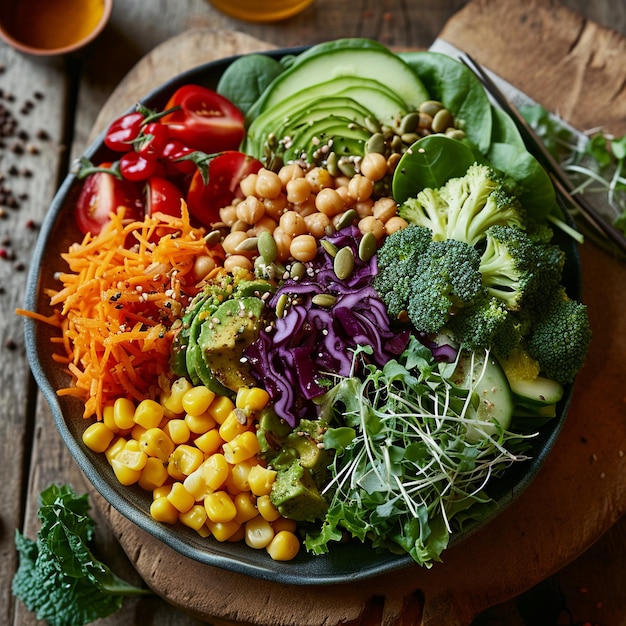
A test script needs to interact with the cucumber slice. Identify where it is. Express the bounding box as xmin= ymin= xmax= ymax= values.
xmin=451 ymin=350 xmax=514 ymax=442
xmin=510 ymin=376 xmax=564 ymax=407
